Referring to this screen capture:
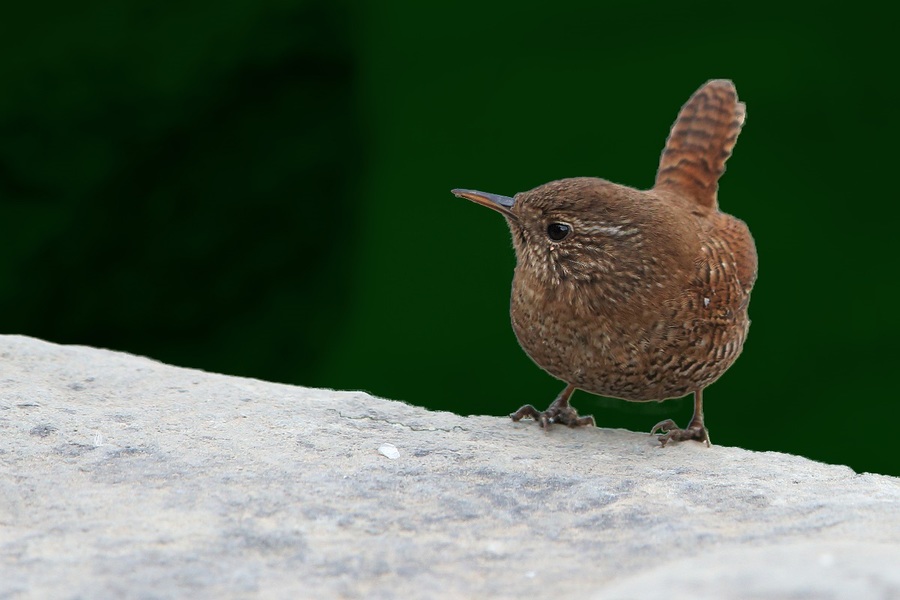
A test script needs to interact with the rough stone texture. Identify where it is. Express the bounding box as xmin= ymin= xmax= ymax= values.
xmin=1 ymin=335 xmax=898 ymax=599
